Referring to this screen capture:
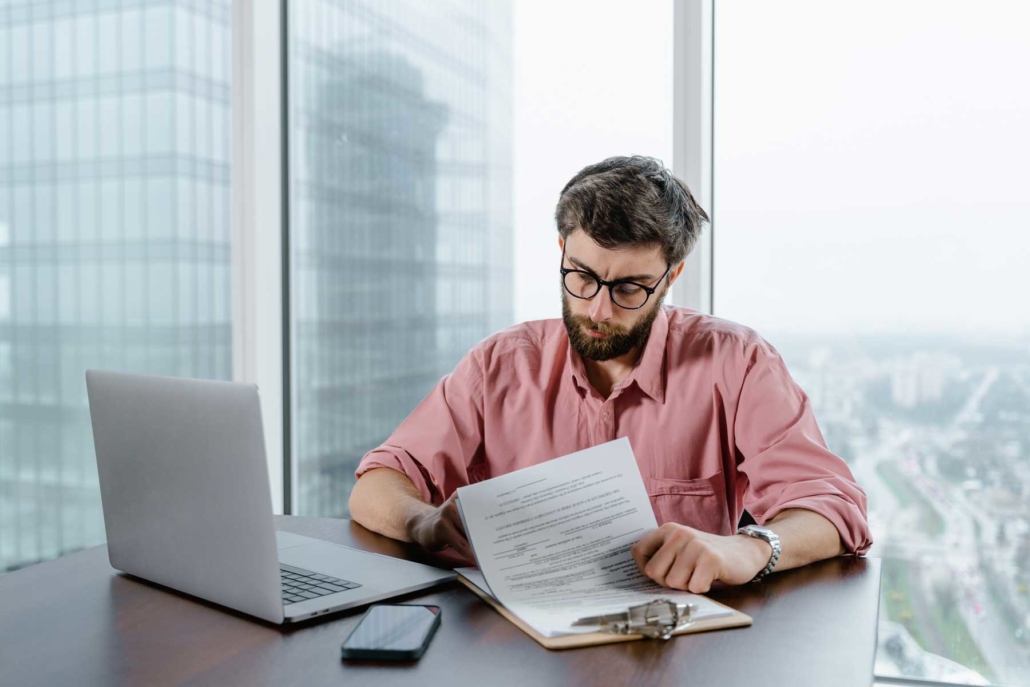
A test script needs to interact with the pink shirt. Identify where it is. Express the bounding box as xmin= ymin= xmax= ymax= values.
xmin=356 ymin=306 xmax=872 ymax=555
